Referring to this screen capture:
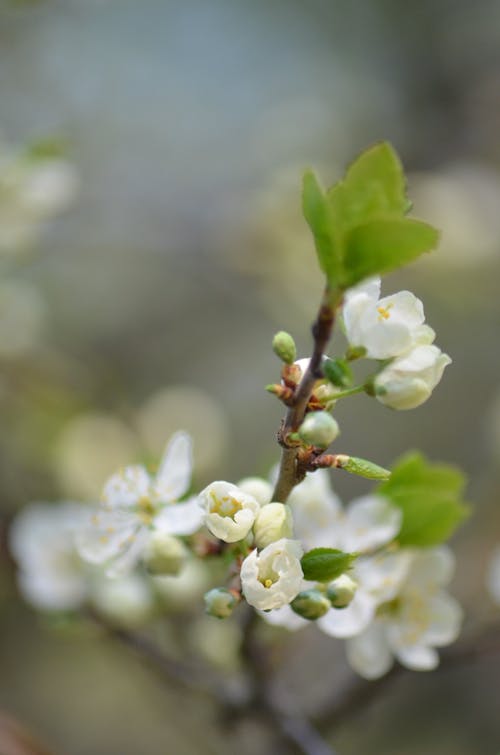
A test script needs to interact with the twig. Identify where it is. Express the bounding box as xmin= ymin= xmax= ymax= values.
xmin=272 ymin=287 xmax=340 ymax=503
